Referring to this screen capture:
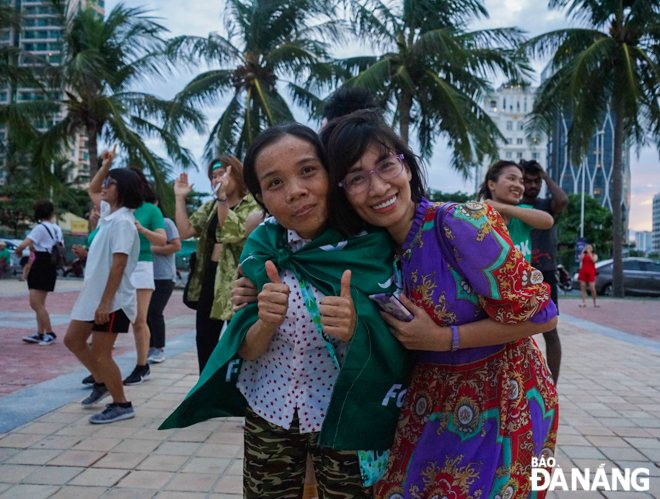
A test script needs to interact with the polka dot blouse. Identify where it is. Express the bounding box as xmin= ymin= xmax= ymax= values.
xmin=236 ymin=230 xmax=348 ymax=433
